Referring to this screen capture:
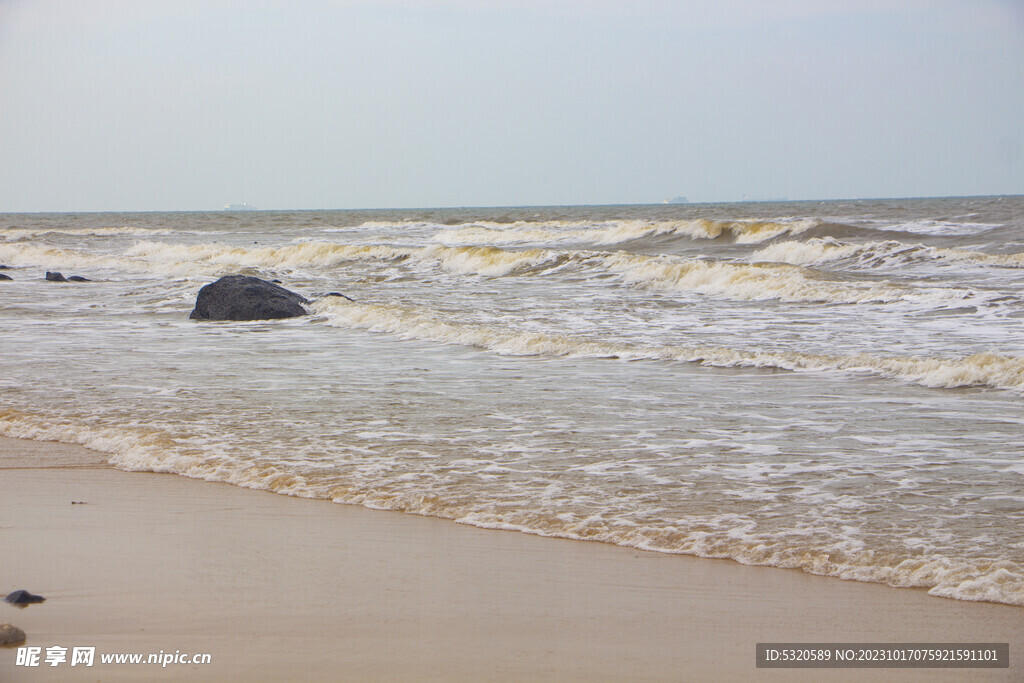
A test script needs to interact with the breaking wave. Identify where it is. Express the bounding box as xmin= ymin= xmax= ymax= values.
xmin=432 ymin=218 xmax=822 ymax=247
xmin=2 ymin=406 xmax=1021 ymax=607
xmin=420 ymin=244 xmax=568 ymax=277
xmin=598 ymin=252 xmax=991 ymax=306
xmin=123 ymin=241 xmax=996 ymax=307
xmin=4 ymin=199 xmax=1024 ymax=613
xmin=313 ymin=299 xmax=1024 ymax=393
xmin=122 ymin=241 xmax=560 ymax=279
xmin=0 ymin=243 xmax=137 ymax=274
xmin=0 ymin=241 xmax=414 ymax=279
xmin=0 ymin=226 xmax=175 ymax=240
xmin=124 ymin=241 xmax=414 ymax=275
xmin=854 ymin=218 xmax=1004 ymax=237
xmin=1 ymin=239 xmax=1000 ymax=309
xmin=752 ymin=238 xmax=1024 ymax=270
